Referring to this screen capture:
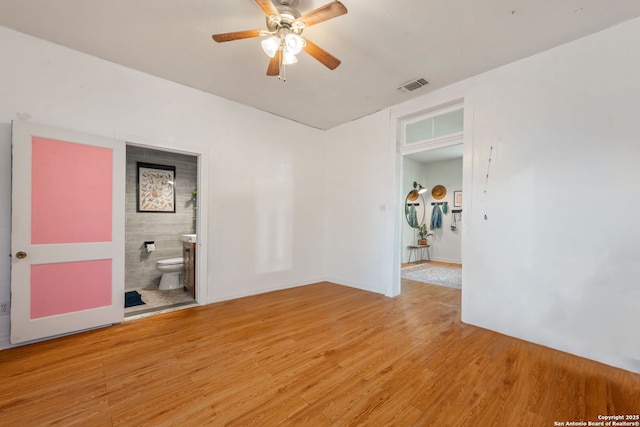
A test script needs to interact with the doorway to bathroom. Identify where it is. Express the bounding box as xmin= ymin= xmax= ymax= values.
xmin=124 ymin=145 xmax=199 ymax=317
